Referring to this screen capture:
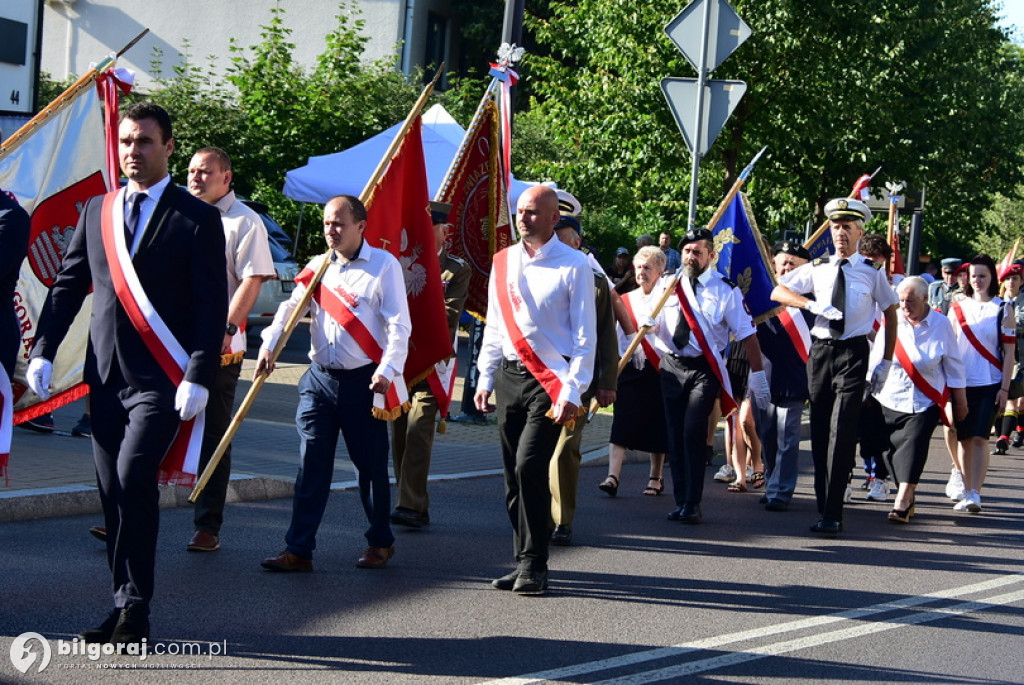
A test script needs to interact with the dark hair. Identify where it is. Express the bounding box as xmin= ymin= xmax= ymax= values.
xmin=329 ymin=194 xmax=367 ymax=223
xmin=194 ymin=146 xmax=231 ymax=171
xmin=121 ymin=103 xmax=173 ymax=143
xmin=963 ymin=254 xmax=999 ymax=299
xmin=858 ymin=232 xmax=891 ymax=260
